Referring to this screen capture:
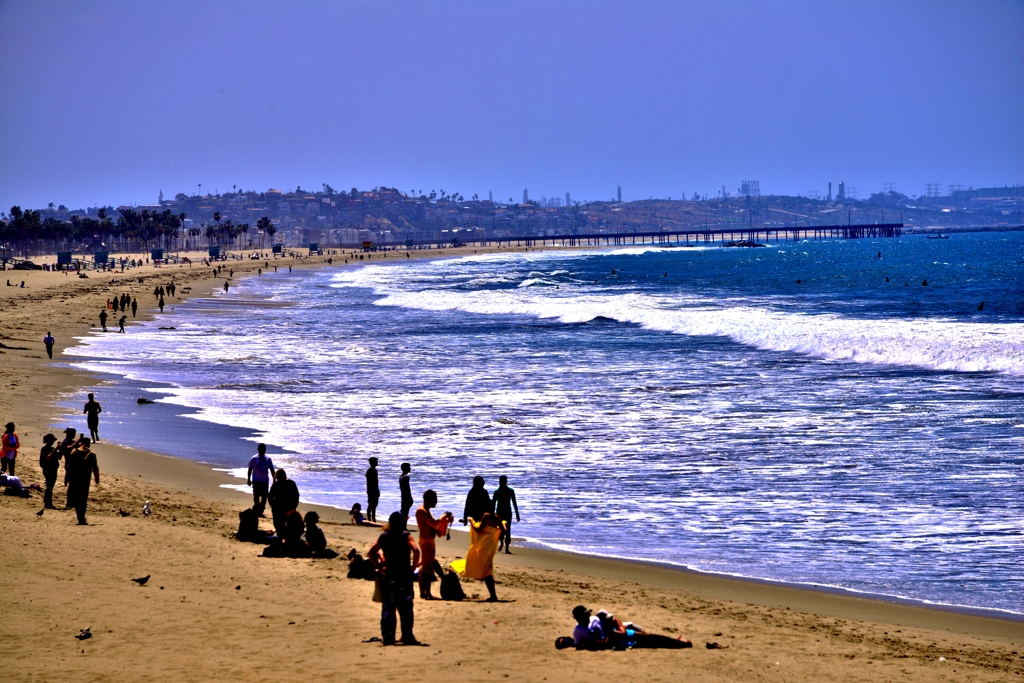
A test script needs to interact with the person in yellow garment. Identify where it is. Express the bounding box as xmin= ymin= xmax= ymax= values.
xmin=449 ymin=512 xmax=505 ymax=602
